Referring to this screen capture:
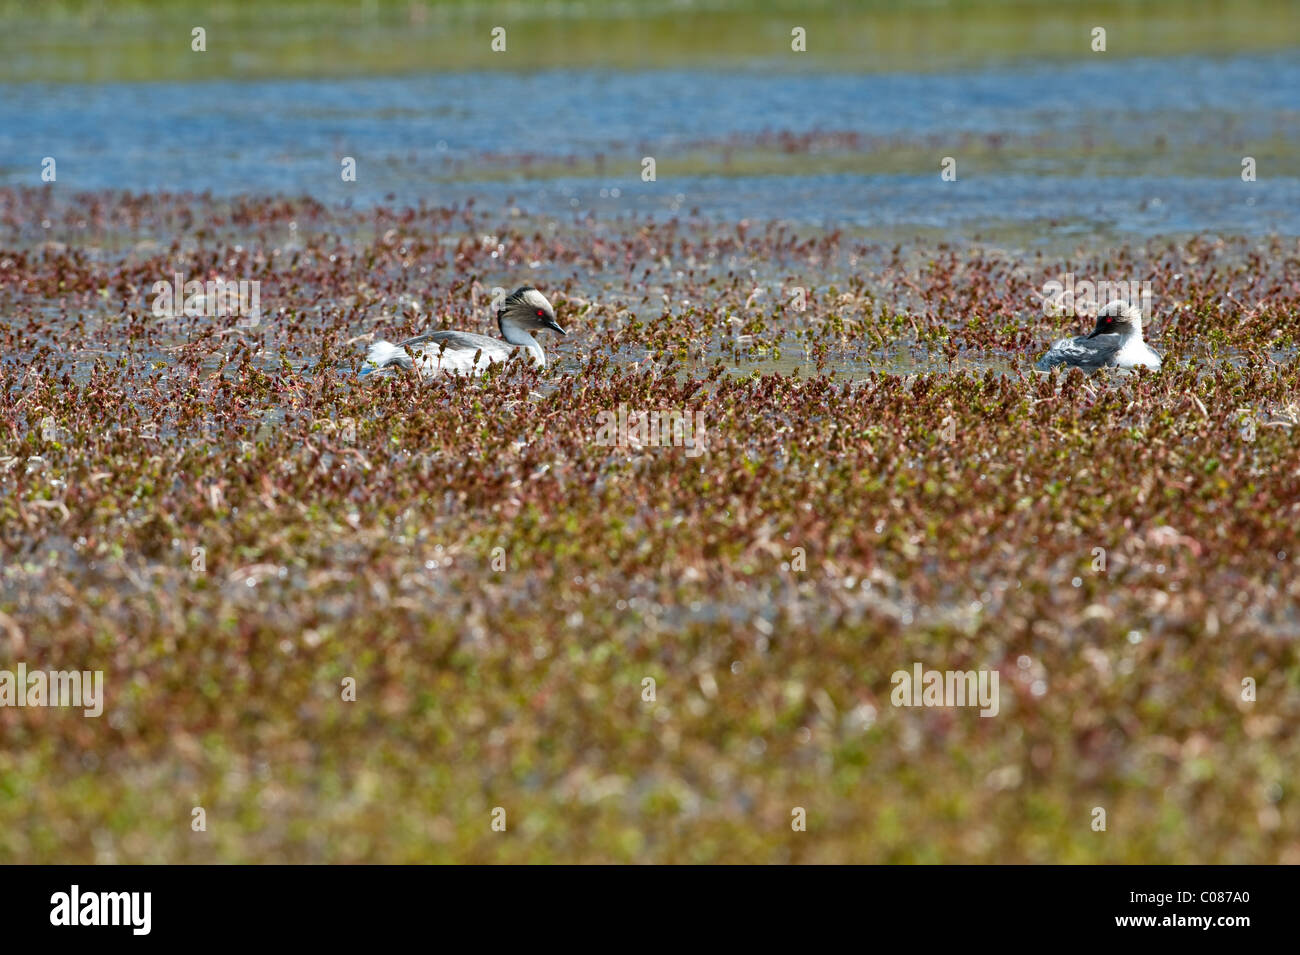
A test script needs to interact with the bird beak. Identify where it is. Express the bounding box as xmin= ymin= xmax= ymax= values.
xmin=546 ymin=317 xmax=566 ymax=335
